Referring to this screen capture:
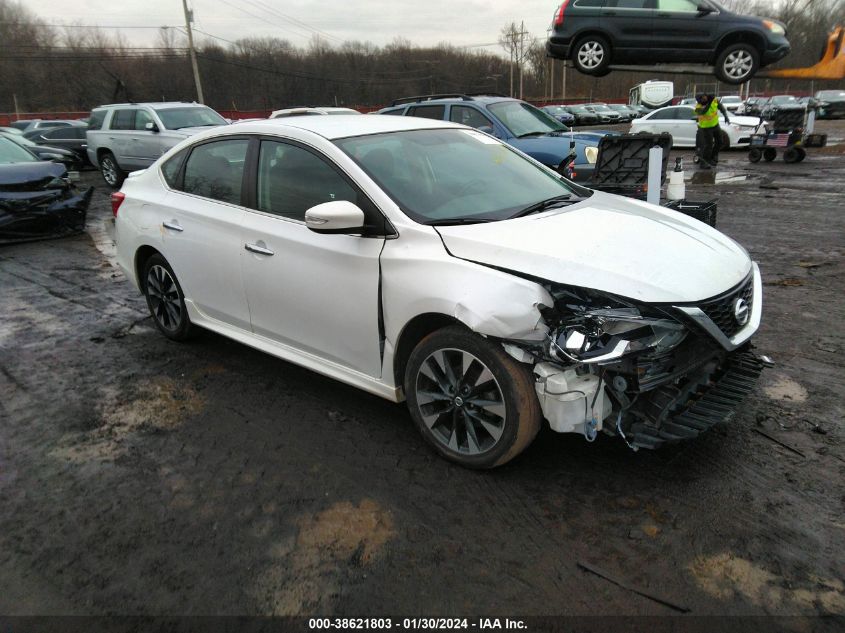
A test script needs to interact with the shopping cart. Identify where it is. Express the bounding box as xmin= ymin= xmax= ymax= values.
xmin=748 ymin=105 xmax=827 ymax=164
